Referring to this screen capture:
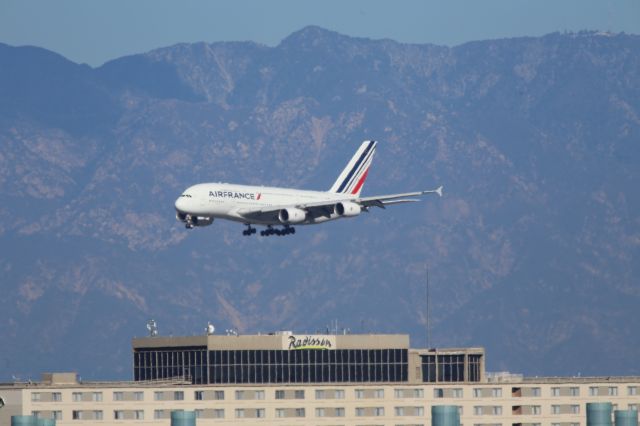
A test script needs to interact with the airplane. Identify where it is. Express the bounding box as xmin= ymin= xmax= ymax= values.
xmin=174 ymin=140 xmax=443 ymax=236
